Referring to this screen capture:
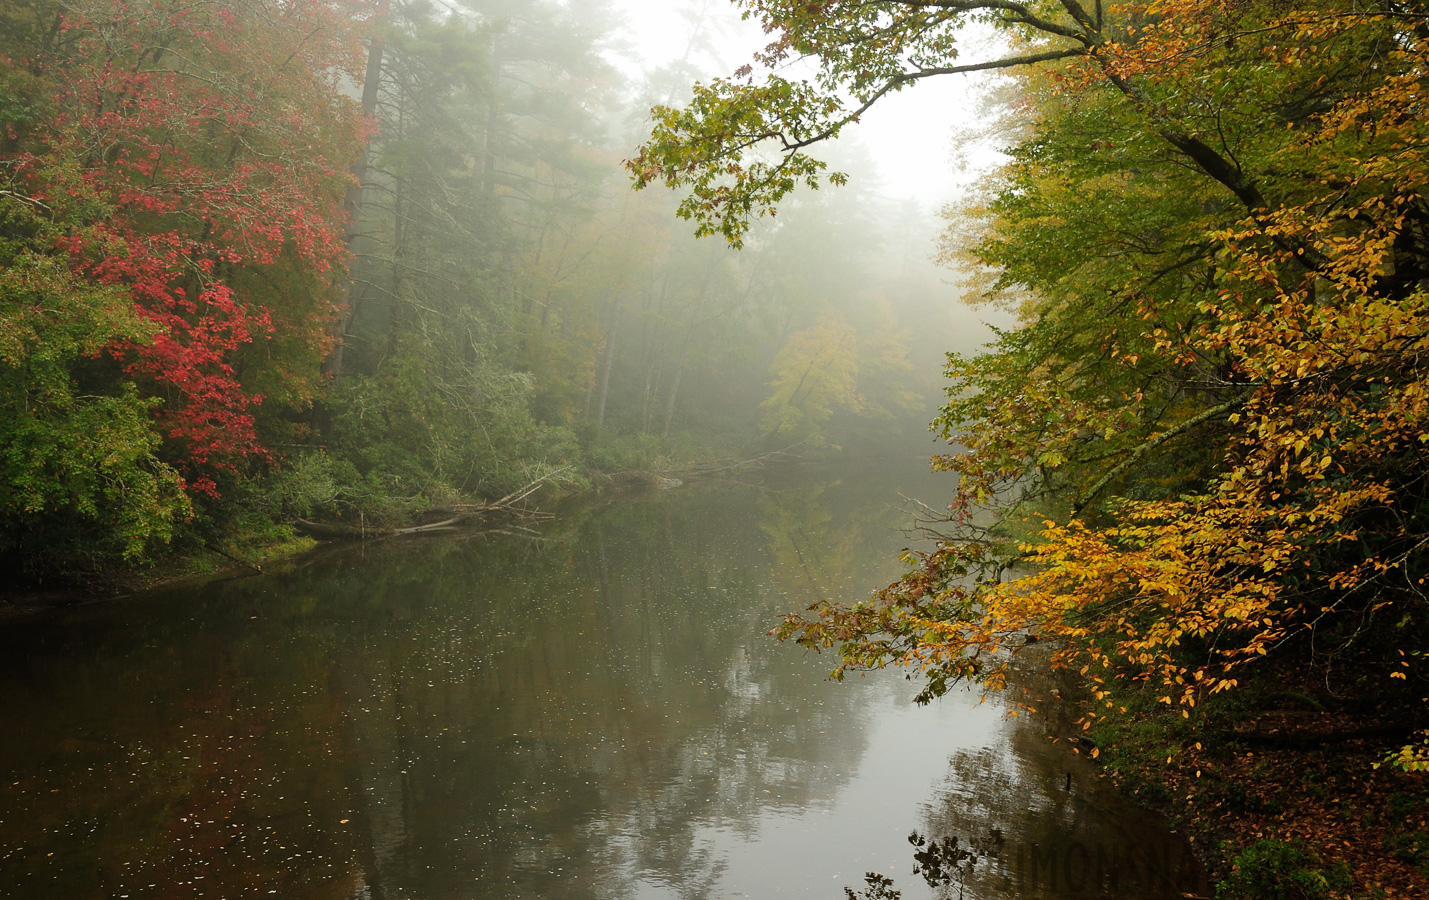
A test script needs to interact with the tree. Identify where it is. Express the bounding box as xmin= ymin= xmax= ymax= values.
xmin=0 ymin=203 xmax=189 ymax=566
xmin=634 ymin=0 xmax=1429 ymax=760
xmin=0 ymin=0 xmax=370 ymax=569
xmin=324 ymin=0 xmax=617 ymax=497
xmin=4 ymin=0 xmax=368 ymax=496
xmin=761 ymin=316 xmax=861 ymax=442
